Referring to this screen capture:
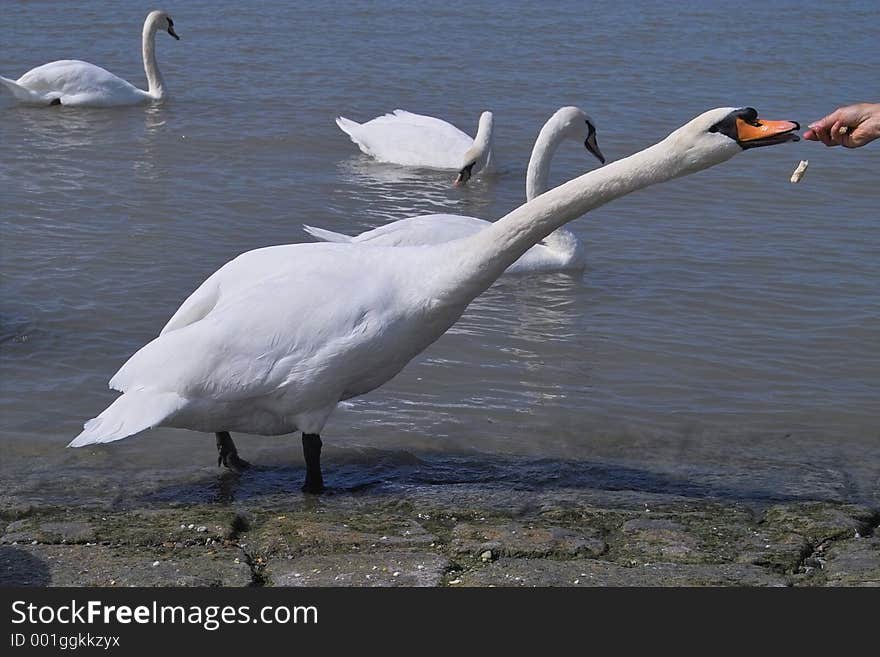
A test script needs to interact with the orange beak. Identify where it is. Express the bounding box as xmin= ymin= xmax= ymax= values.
xmin=735 ymin=117 xmax=800 ymax=145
